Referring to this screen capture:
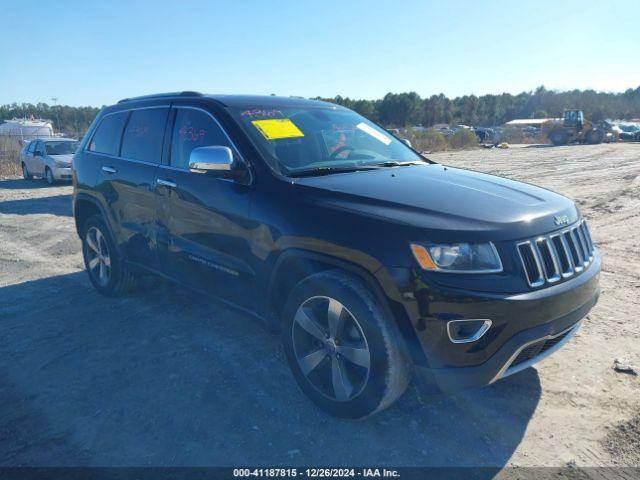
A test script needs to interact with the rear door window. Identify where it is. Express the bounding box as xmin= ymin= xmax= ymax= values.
xmin=89 ymin=112 xmax=129 ymax=156
xmin=121 ymin=108 xmax=169 ymax=164
xmin=169 ymin=108 xmax=231 ymax=170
